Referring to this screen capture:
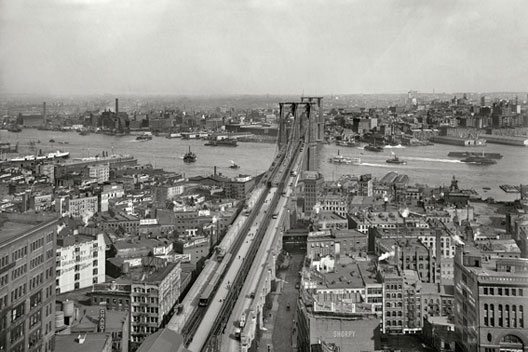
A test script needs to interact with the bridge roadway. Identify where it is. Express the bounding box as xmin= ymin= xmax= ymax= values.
xmin=221 ymin=140 xmax=304 ymax=351
xmin=167 ymin=187 xmax=266 ymax=333
xmin=187 ymin=187 xmax=279 ymax=351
